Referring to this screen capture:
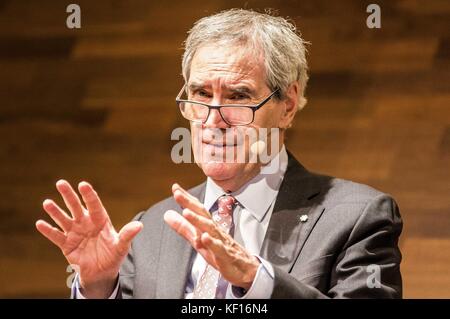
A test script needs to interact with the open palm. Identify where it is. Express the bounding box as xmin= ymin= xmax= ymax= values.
xmin=36 ymin=180 xmax=142 ymax=293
